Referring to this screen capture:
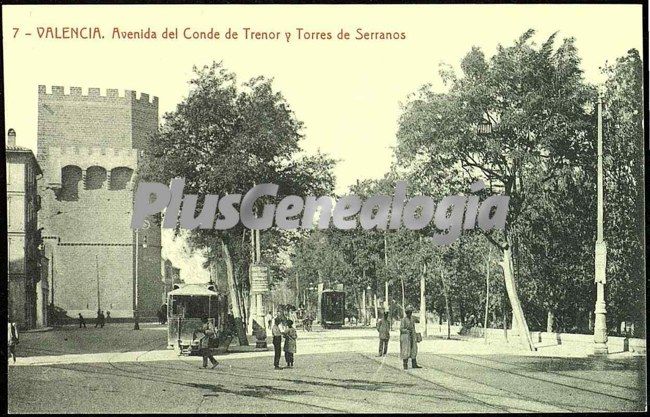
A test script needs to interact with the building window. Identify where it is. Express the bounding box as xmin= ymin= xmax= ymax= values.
xmin=86 ymin=166 xmax=107 ymax=190
xmin=57 ymin=165 xmax=82 ymax=202
xmin=109 ymin=167 xmax=133 ymax=190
